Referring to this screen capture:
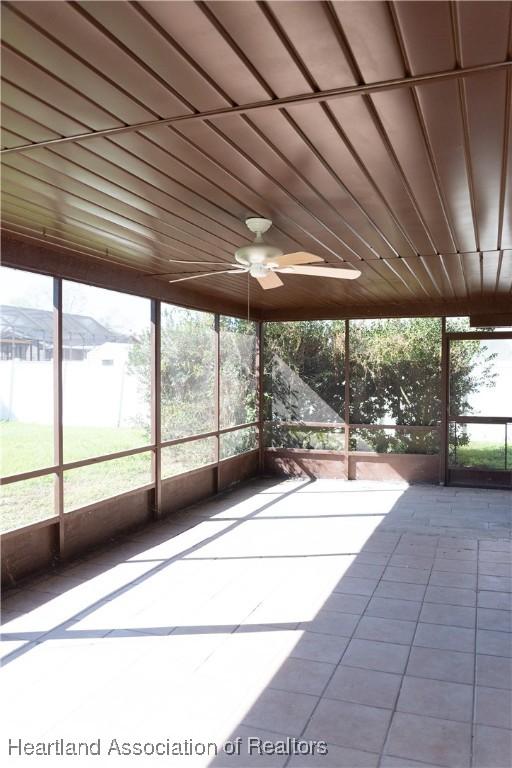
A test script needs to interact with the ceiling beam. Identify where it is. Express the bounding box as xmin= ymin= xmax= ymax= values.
xmin=2 ymin=59 xmax=511 ymax=155
xmin=0 ymin=233 xmax=256 ymax=319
